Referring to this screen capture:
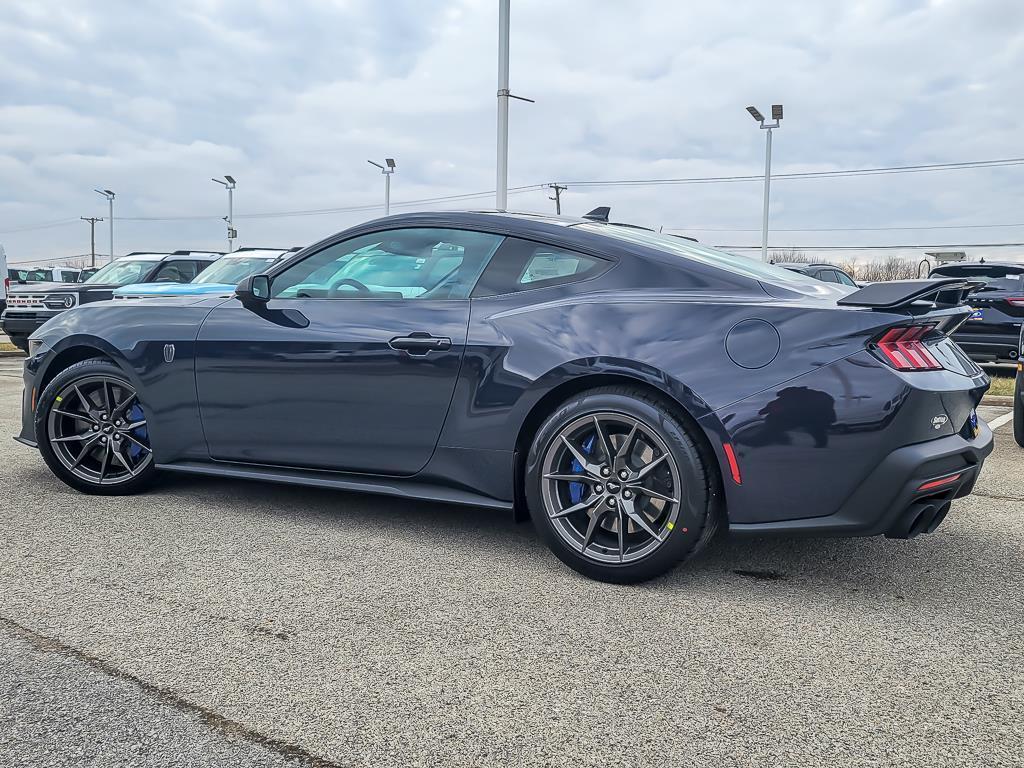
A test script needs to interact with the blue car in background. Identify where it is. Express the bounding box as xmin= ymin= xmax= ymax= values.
xmin=113 ymin=247 xmax=297 ymax=300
